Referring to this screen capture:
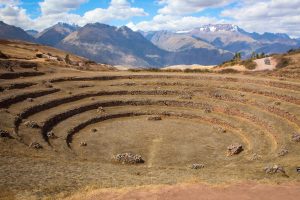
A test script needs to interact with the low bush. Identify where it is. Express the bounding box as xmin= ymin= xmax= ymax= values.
xmin=241 ymin=59 xmax=257 ymax=70
xmin=276 ymin=57 xmax=291 ymax=69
